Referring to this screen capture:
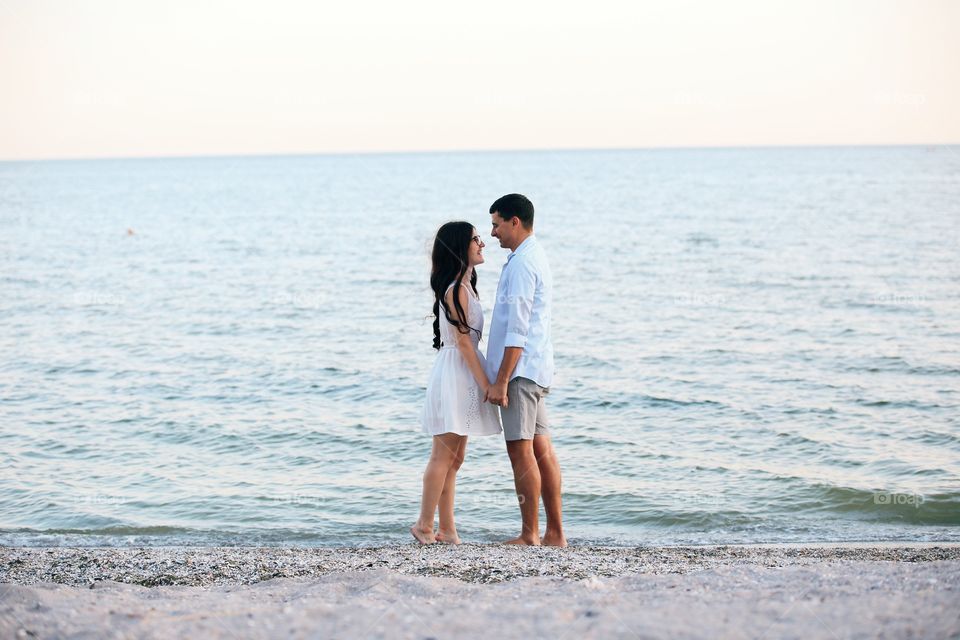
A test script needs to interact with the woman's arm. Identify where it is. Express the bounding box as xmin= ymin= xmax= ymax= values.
xmin=444 ymin=286 xmax=491 ymax=393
